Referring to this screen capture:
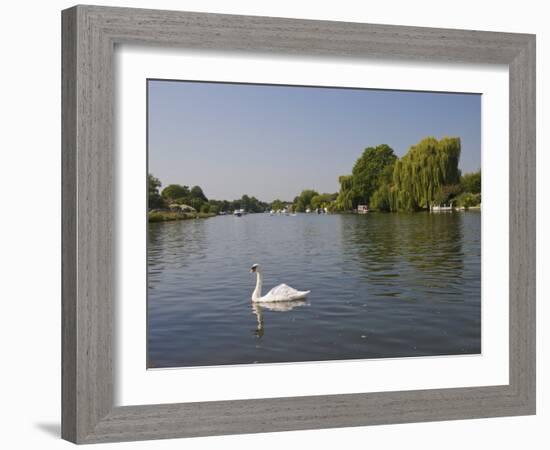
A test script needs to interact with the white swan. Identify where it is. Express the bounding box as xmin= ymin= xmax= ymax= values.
xmin=250 ymin=264 xmax=311 ymax=302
